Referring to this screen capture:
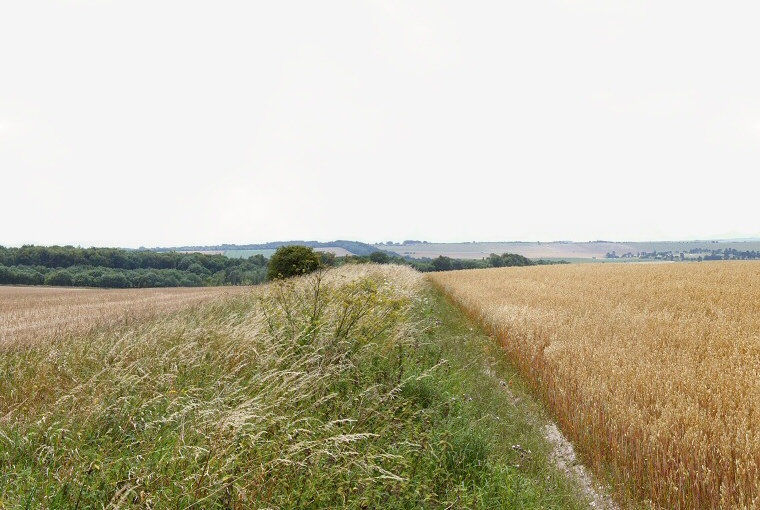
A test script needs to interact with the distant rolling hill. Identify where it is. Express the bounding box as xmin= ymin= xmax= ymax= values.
xmin=373 ymin=240 xmax=760 ymax=261
xmin=155 ymin=240 xmax=398 ymax=258
xmin=153 ymin=239 xmax=760 ymax=262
